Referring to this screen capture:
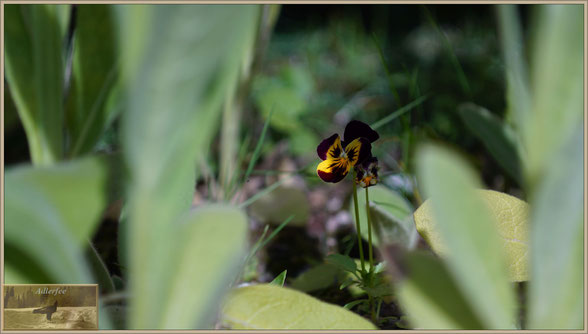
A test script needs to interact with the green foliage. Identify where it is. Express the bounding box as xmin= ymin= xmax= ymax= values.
xmin=397 ymin=252 xmax=484 ymax=329
xmin=415 ymin=189 xmax=530 ymax=282
xmin=221 ymin=284 xmax=377 ymax=329
xmin=457 ymin=103 xmax=521 ymax=183
xmin=415 ymin=145 xmax=517 ymax=329
xmin=5 ymin=5 xmax=66 ymax=165
xmin=527 ymin=129 xmax=583 ymax=329
xmin=290 ymin=263 xmax=341 ymax=293
xmin=326 ymin=254 xmax=358 ymax=275
xmin=158 ymin=205 xmax=249 ymax=328
xmin=351 ymin=185 xmax=416 ymax=248
xmin=66 ymin=5 xmax=121 ymax=157
xmin=270 ymin=270 xmax=288 ymax=286
xmin=113 ymin=5 xmax=260 ymax=328
xmin=5 ymin=155 xmax=120 ymax=284
xmin=523 ymin=5 xmax=583 ymax=189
